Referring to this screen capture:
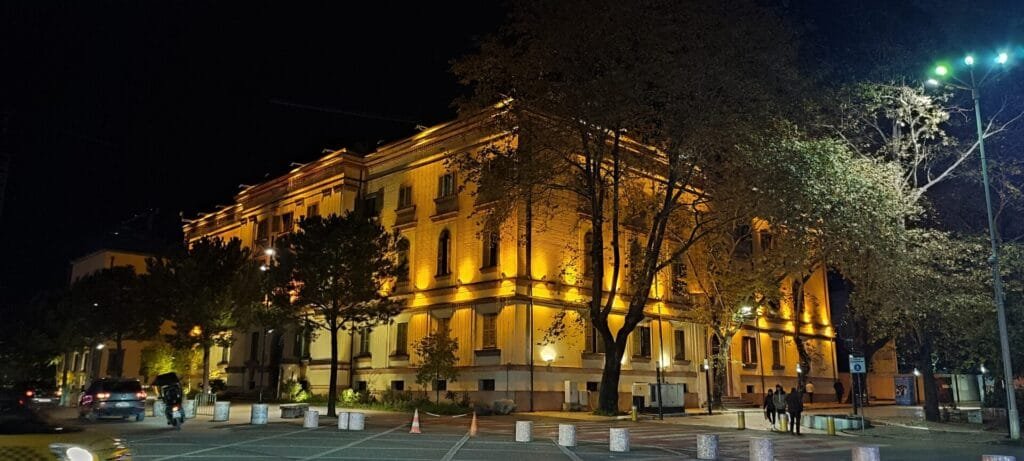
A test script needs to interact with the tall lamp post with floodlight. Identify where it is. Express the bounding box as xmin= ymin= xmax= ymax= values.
xmin=927 ymin=51 xmax=1019 ymax=440
xmin=258 ymin=247 xmax=277 ymax=403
